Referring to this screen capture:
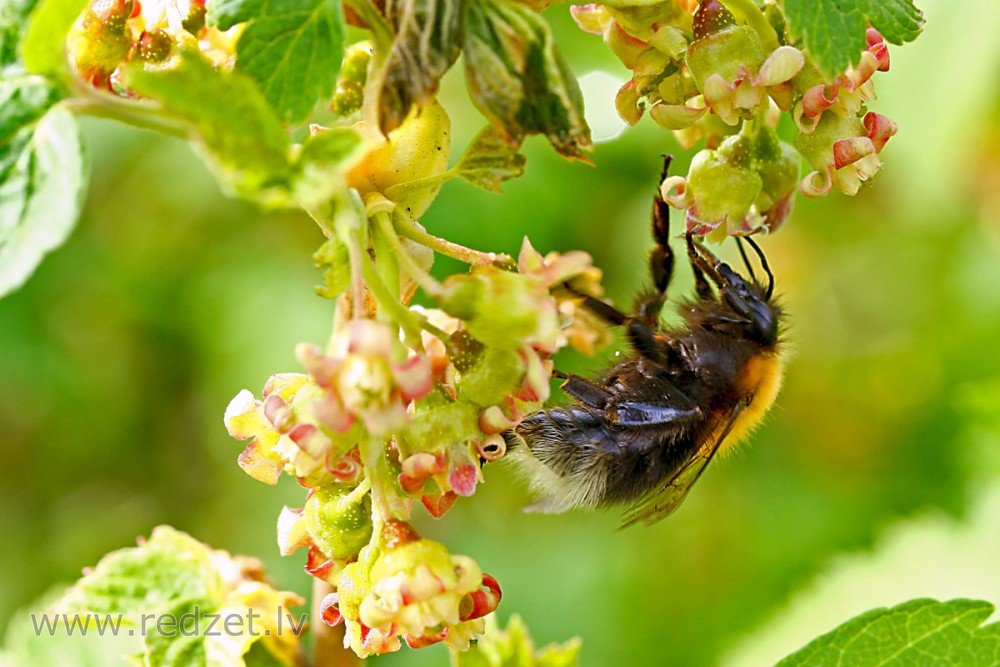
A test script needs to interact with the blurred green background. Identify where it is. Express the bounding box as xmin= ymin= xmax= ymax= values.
xmin=4 ymin=0 xmax=1000 ymax=665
